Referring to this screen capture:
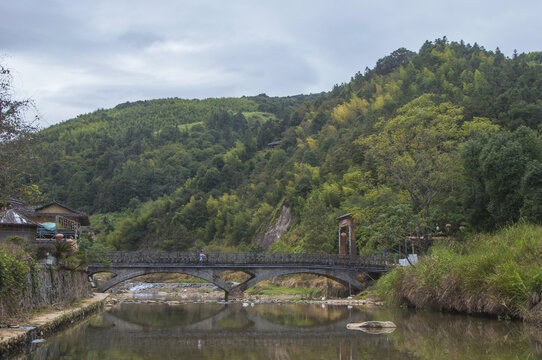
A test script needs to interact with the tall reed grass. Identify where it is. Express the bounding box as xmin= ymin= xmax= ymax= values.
xmin=375 ymin=222 xmax=542 ymax=320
